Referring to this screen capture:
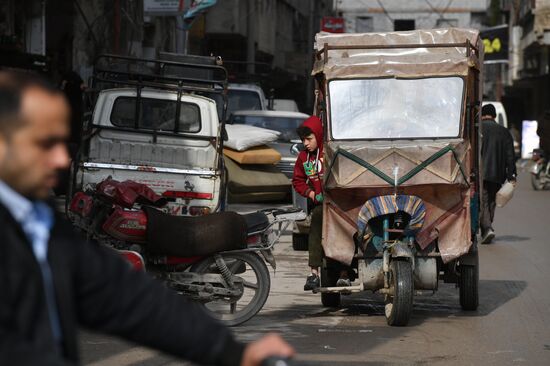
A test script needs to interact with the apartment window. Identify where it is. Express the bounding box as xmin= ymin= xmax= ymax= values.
xmin=394 ymin=19 xmax=415 ymax=31
xmin=356 ymin=16 xmax=373 ymax=33
xmin=436 ymin=19 xmax=458 ymax=28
